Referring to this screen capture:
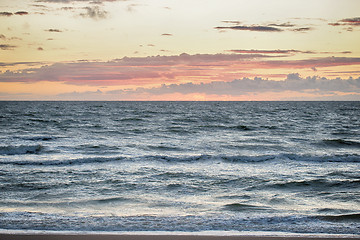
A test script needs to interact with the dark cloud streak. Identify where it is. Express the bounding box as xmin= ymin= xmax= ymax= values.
xmin=45 ymin=29 xmax=63 ymax=32
xmin=14 ymin=11 xmax=29 ymax=15
xmin=215 ymin=25 xmax=283 ymax=32
xmin=0 ymin=44 xmax=17 ymax=50
xmin=0 ymin=12 xmax=13 ymax=16
xmin=36 ymin=0 xmax=125 ymax=3
xmin=228 ymin=49 xmax=352 ymax=55
xmin=216 ymin=21 xmax=313 ymax=33
xmin=329 ymin=17 xmax=360 ymax=30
